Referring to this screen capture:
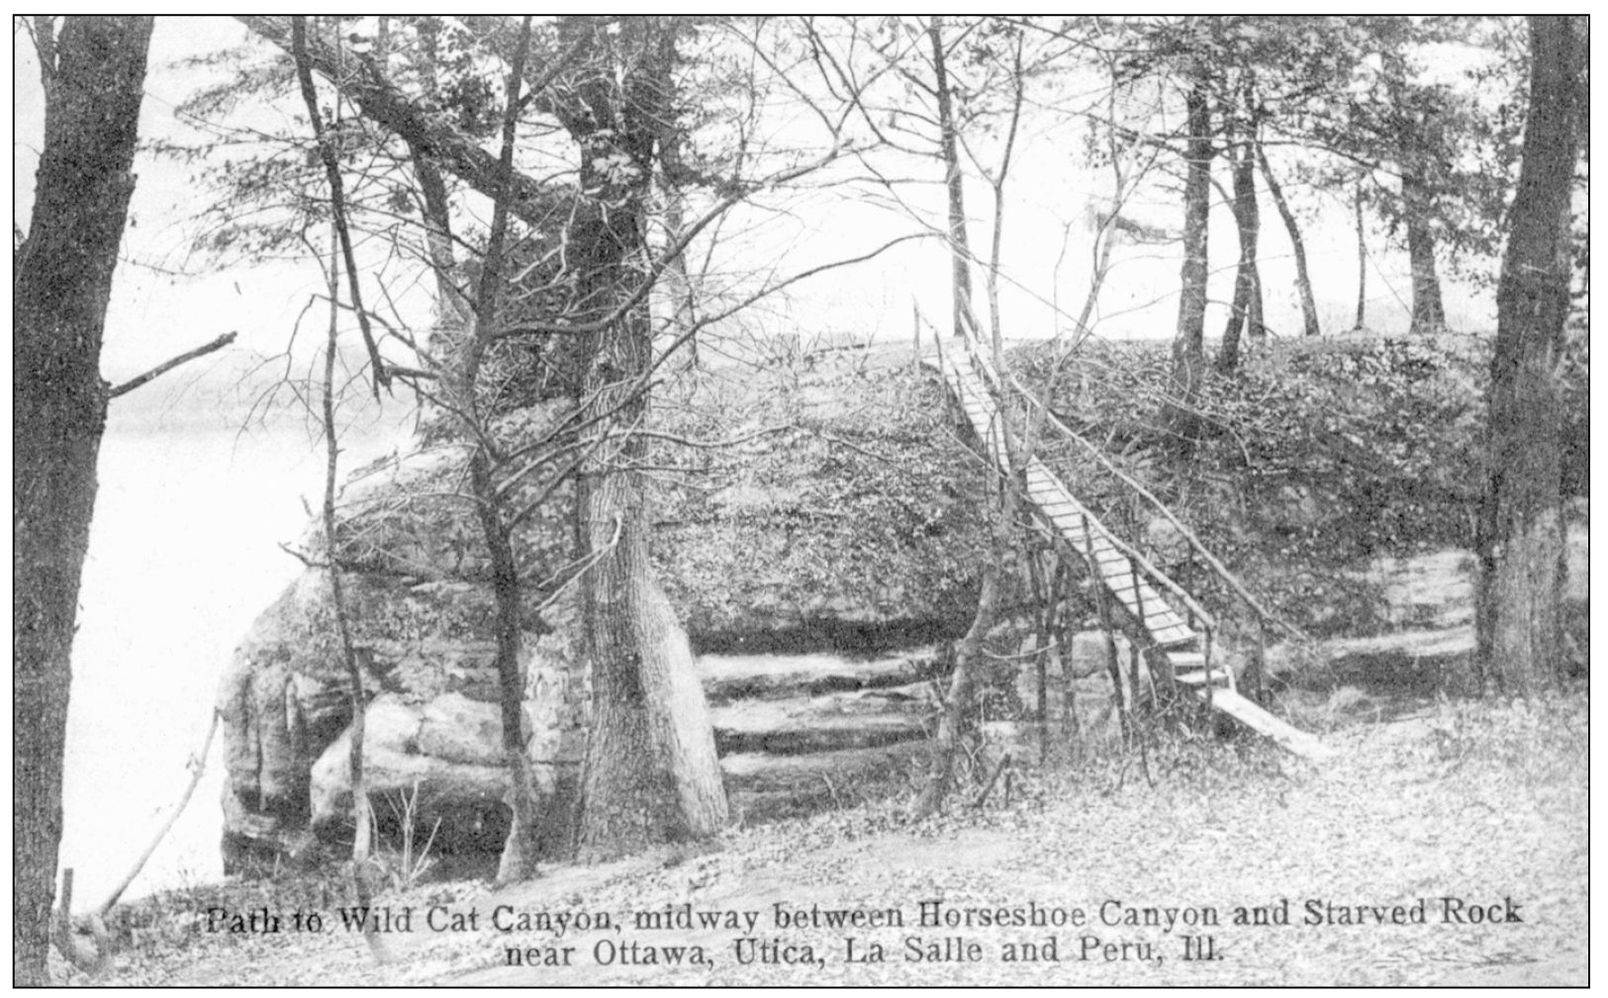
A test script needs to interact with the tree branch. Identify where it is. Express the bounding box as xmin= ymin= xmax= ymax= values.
xmin=107 ymin=332 xmax=237 ymax=399
xmin=292 ymin=16 xmax=389 ymax=396
xmin=239 ymin=15 xmax=578 ymax=230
